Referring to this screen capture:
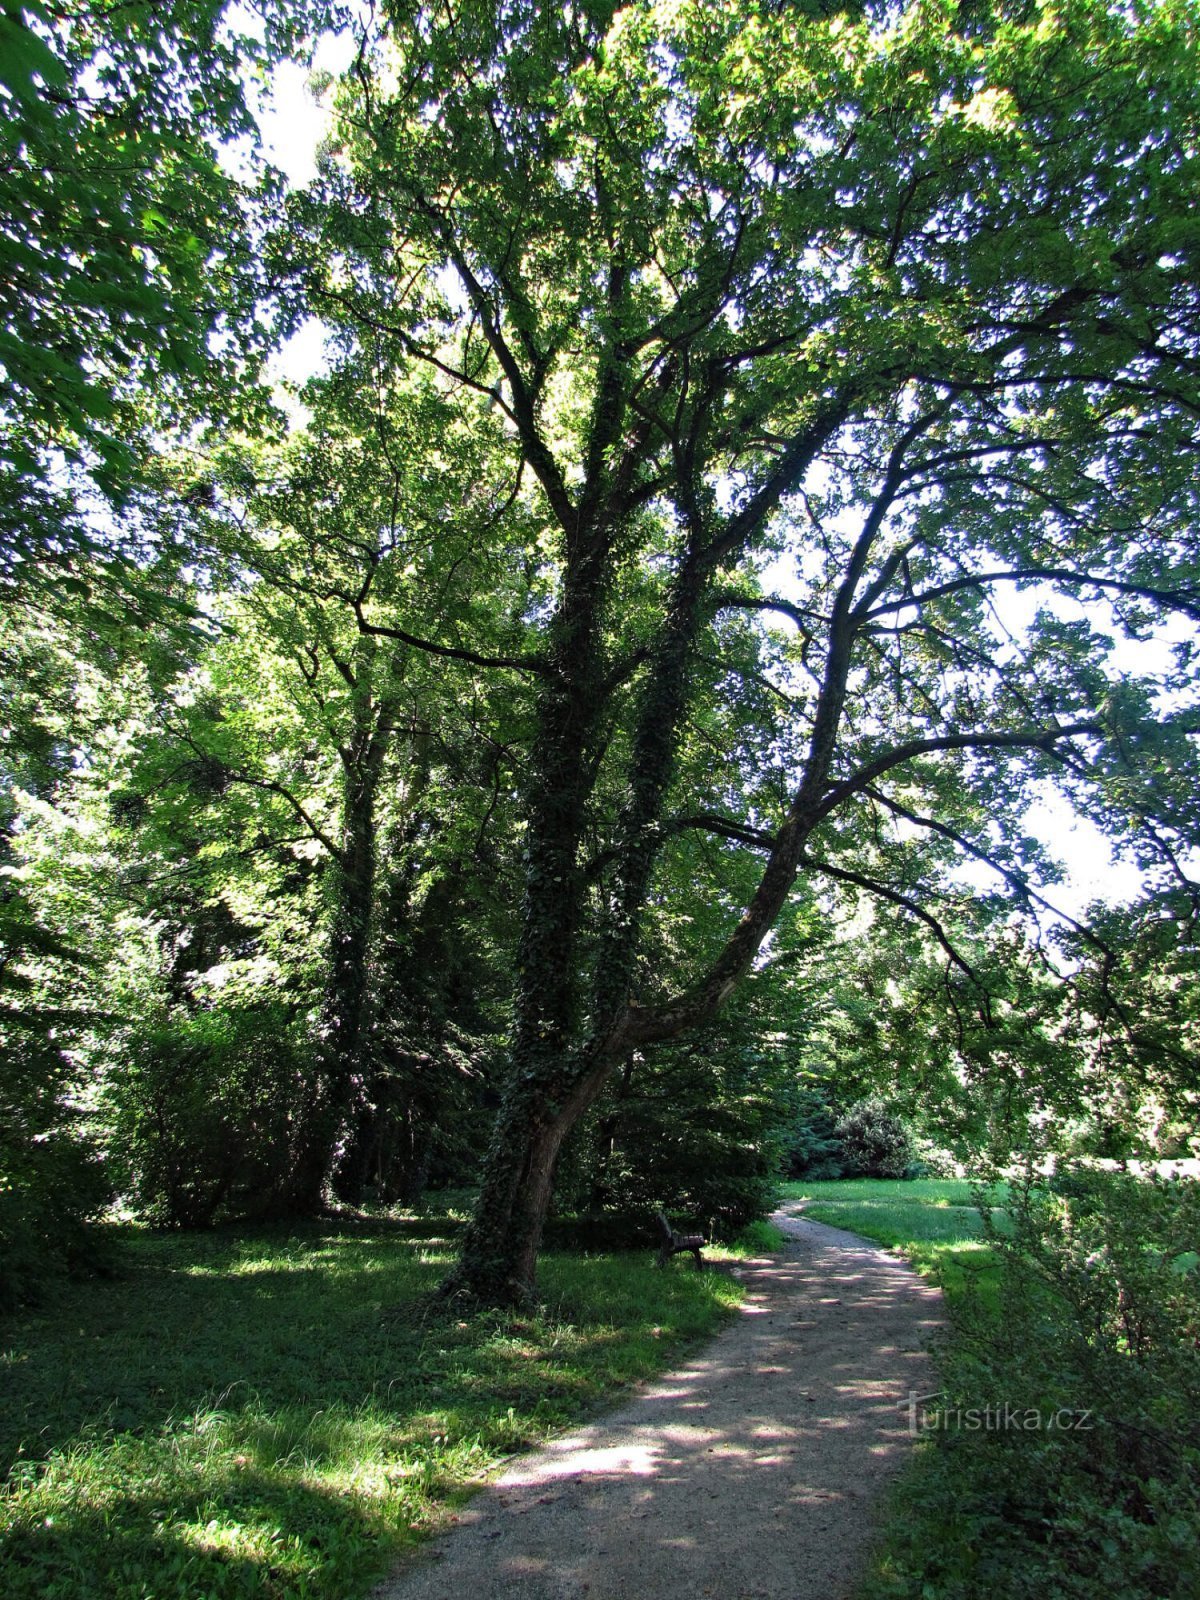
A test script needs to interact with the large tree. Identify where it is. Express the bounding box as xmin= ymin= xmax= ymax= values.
xmin=295 ymin=0 xmax=1200 ymax=1302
